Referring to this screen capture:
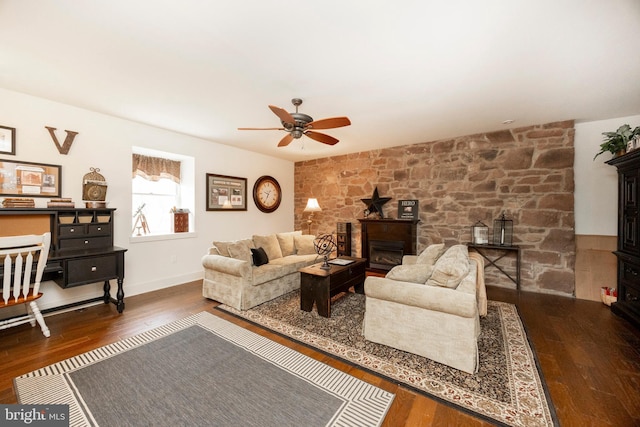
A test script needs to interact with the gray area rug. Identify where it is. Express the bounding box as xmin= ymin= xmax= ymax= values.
xmin=217 ymin=290 xmax=557 ymax=427
xmin=14 ymin=312 xmax=394 ymax=427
